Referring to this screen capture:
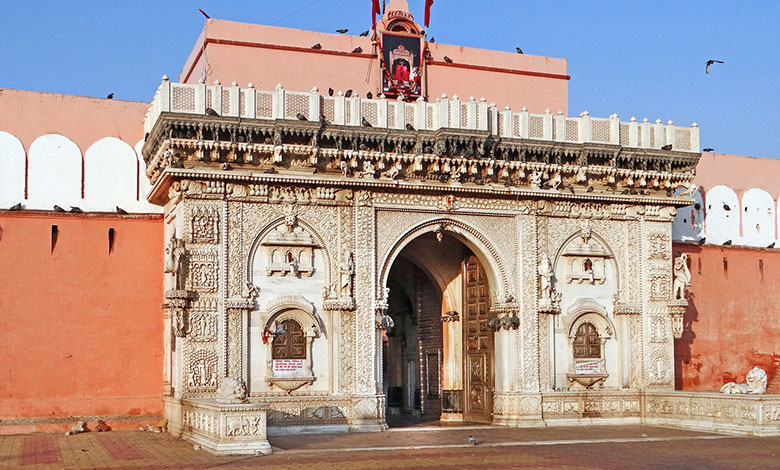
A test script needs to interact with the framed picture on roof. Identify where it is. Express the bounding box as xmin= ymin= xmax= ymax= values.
xmin=378 ymin=31 xmax=426 ymax=100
